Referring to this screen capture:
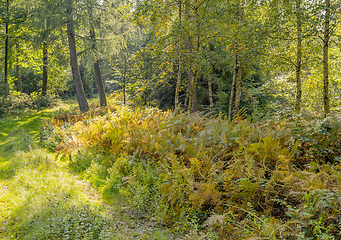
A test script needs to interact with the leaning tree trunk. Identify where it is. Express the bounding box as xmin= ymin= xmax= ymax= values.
xmin=295 ymin=0 xmax=302 ymax=111
xmin=323 ymin=0 xmax=330 ymax=116
xmin=66 ymin=0 xmax=89 ymax=112
xmin=42 ymin=42 xmax=48 ymax=96
xmin=16 ymin=43 xmax=22 ymax=93
xmin=90 ymin=27 xmax=107 ymax=107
